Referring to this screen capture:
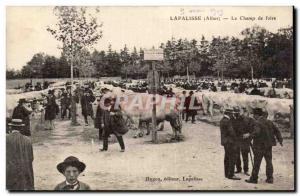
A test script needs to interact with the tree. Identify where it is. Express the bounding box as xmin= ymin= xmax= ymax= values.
xmin=21 ymin=53 xmax=46 ymax=78
xmin=120 ymin=45 xmax=130 ymax=79
xmin=47 ymin=6 xmax=103 ymax=125
xmin=240 ymin=25 xmax=269 ymax=79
